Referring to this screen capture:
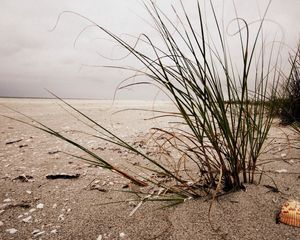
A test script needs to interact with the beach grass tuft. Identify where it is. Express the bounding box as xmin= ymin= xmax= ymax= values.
xmin=276 ymin=41 xmax=300 ymax=125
